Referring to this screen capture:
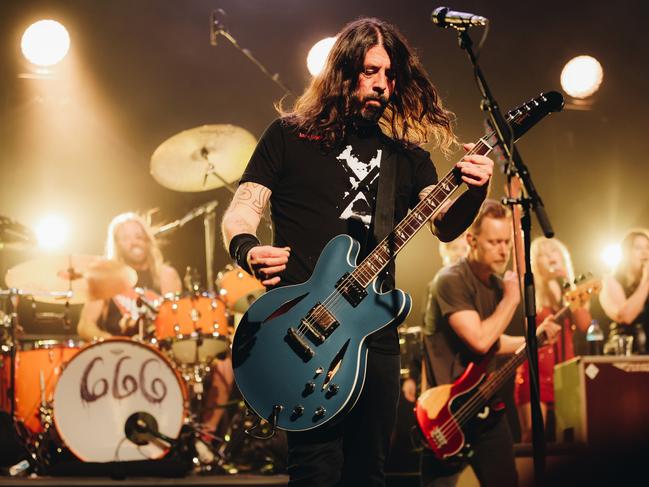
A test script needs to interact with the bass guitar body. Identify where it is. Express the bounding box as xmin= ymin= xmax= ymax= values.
xmin=415 ymin=359 xmax=503 ymax=463
xmin=232 ymin=234 xmax=411 ymax=431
